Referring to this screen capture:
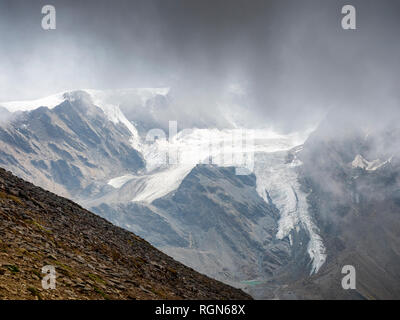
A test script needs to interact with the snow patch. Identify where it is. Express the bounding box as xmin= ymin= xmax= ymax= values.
xmin=0 ymin=93 xmax=65 ymax=112
xmin=131 ymin=165 xmax=195 ymax=202
xmin=352 ymin=154 xmax=392 ymax=171
xmin=108 ymin=174 xmax=136 ymax=189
